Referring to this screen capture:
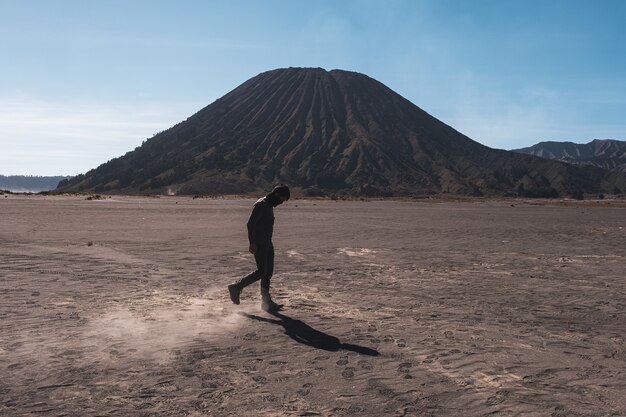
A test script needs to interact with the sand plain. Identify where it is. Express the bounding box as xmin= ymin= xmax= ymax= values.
xmin=1 ymin=195 xmax=625 ymax=417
